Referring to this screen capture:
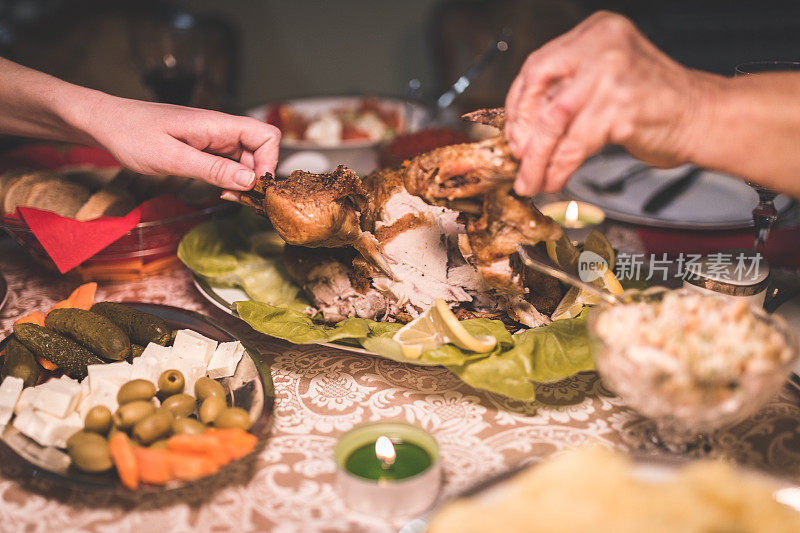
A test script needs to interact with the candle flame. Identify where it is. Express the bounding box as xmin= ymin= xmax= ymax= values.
xmin=565 ymin=201 xmax=579 ymax=225
xmin=375 ymin=436 xmax=396 ymax=465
